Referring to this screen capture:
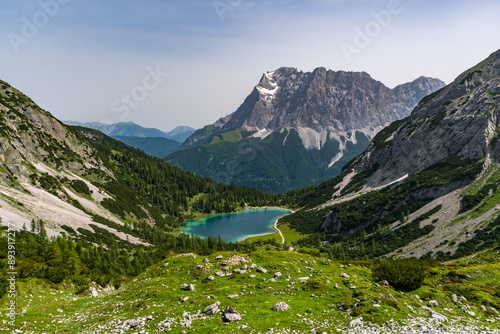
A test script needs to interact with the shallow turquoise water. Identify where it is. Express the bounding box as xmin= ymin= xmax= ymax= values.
xmin=181 ymin=209 xmax=290 ymax=242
